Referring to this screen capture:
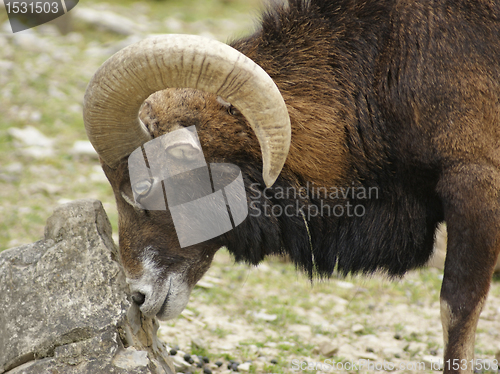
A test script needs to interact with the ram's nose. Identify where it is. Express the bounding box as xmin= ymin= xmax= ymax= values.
xmin=127 ymin=273 xmax=193 ymax=320
xmin=127 ymin=281 xmax=162 ymax=318
xmin=131 ymin=291 xmax=146 ymax=306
